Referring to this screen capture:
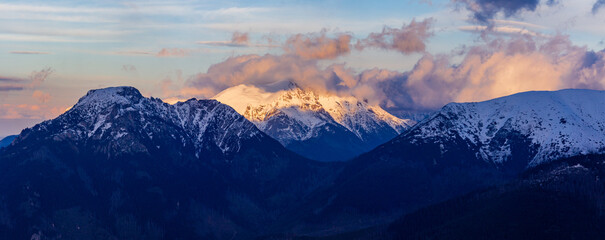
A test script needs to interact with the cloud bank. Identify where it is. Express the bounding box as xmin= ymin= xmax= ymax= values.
xmin=388 ymin=34 xmax=605 ymax=110
xmin=281 ymin=19 xmax=433 ymax=59
xmin=180 ymin=32 xmax=605 ymax=114
xmin=284 ymin=30 xmax=353 ymax=59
